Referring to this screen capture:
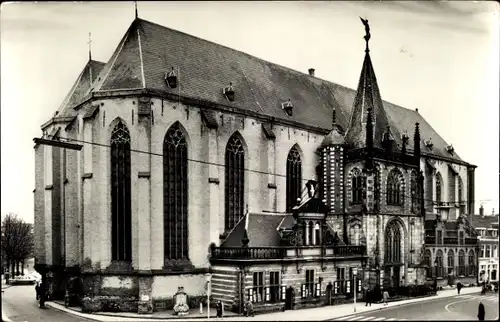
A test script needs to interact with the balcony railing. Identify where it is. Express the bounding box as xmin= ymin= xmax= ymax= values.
xmin=210 ymin=245 xmax=366 ymax=261
xmin=425 ymin=236 xmax=436 ymax=244
xmin=465 ymin=237 xmax=478 ymax=245
xmin=444 ymin=237 xmax=458 ymax=245
xmin=425 ymin=236 xmax=477 ymax=246
xmin=346 ymin=148 xmax=418 ymax=165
